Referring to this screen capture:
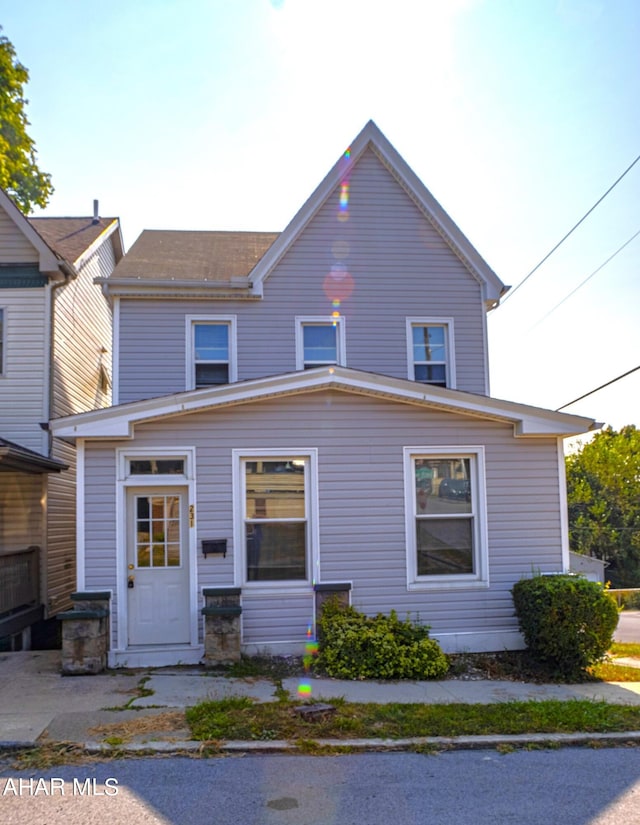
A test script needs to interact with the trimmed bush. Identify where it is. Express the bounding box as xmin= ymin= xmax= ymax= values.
xmin=512 ymin=574 xmax=619 ymax=679
xmin=316 ymin=599 xmax=449 ymax=680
